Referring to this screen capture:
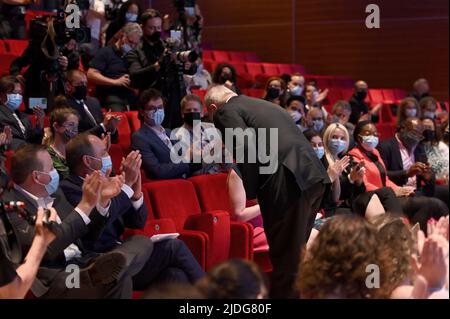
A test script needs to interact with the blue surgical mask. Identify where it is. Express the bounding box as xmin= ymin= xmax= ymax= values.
xmin=149 ymin=109 xmax=165 ymax=126
xmin=289 ymin=110 xmax=302 ymax=123
xmin=37 ymin=169 xmax=60 ymax=196
xmin=87 ymin=155 xmax=113 ymax=176
xmin=360 ymin=135 xmax=379 ymax=152
xmin=328 ymin=138 xmax=347 ymax=155
xmin=6 ymin=93 xmax=23 ymax=111
xmin=101 ymin=156 xmax=113 ymax=176
xmin=313 ymin=120 xmax=324 ymax=132
xmin=423 ymin=111 xmax=436 ymax=119
xmin=125 ymin=13 xmax=138 ymax=22
xmin=314 ymin=146 xmax=325 ymax=159
xmin=122 ymin=43 xmax=133 ymax=55
xmin=290 ymin=85 xmax=303 ymax=96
